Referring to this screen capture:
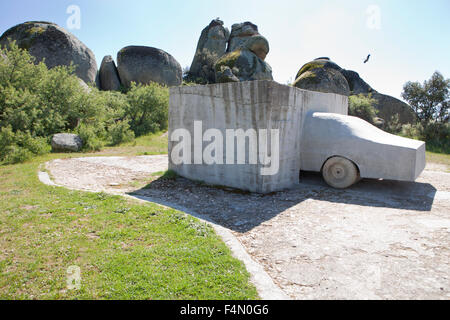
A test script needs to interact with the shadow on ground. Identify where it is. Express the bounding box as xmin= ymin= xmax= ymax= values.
xmin=130 ymin=171 xmax=437 ymax=233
